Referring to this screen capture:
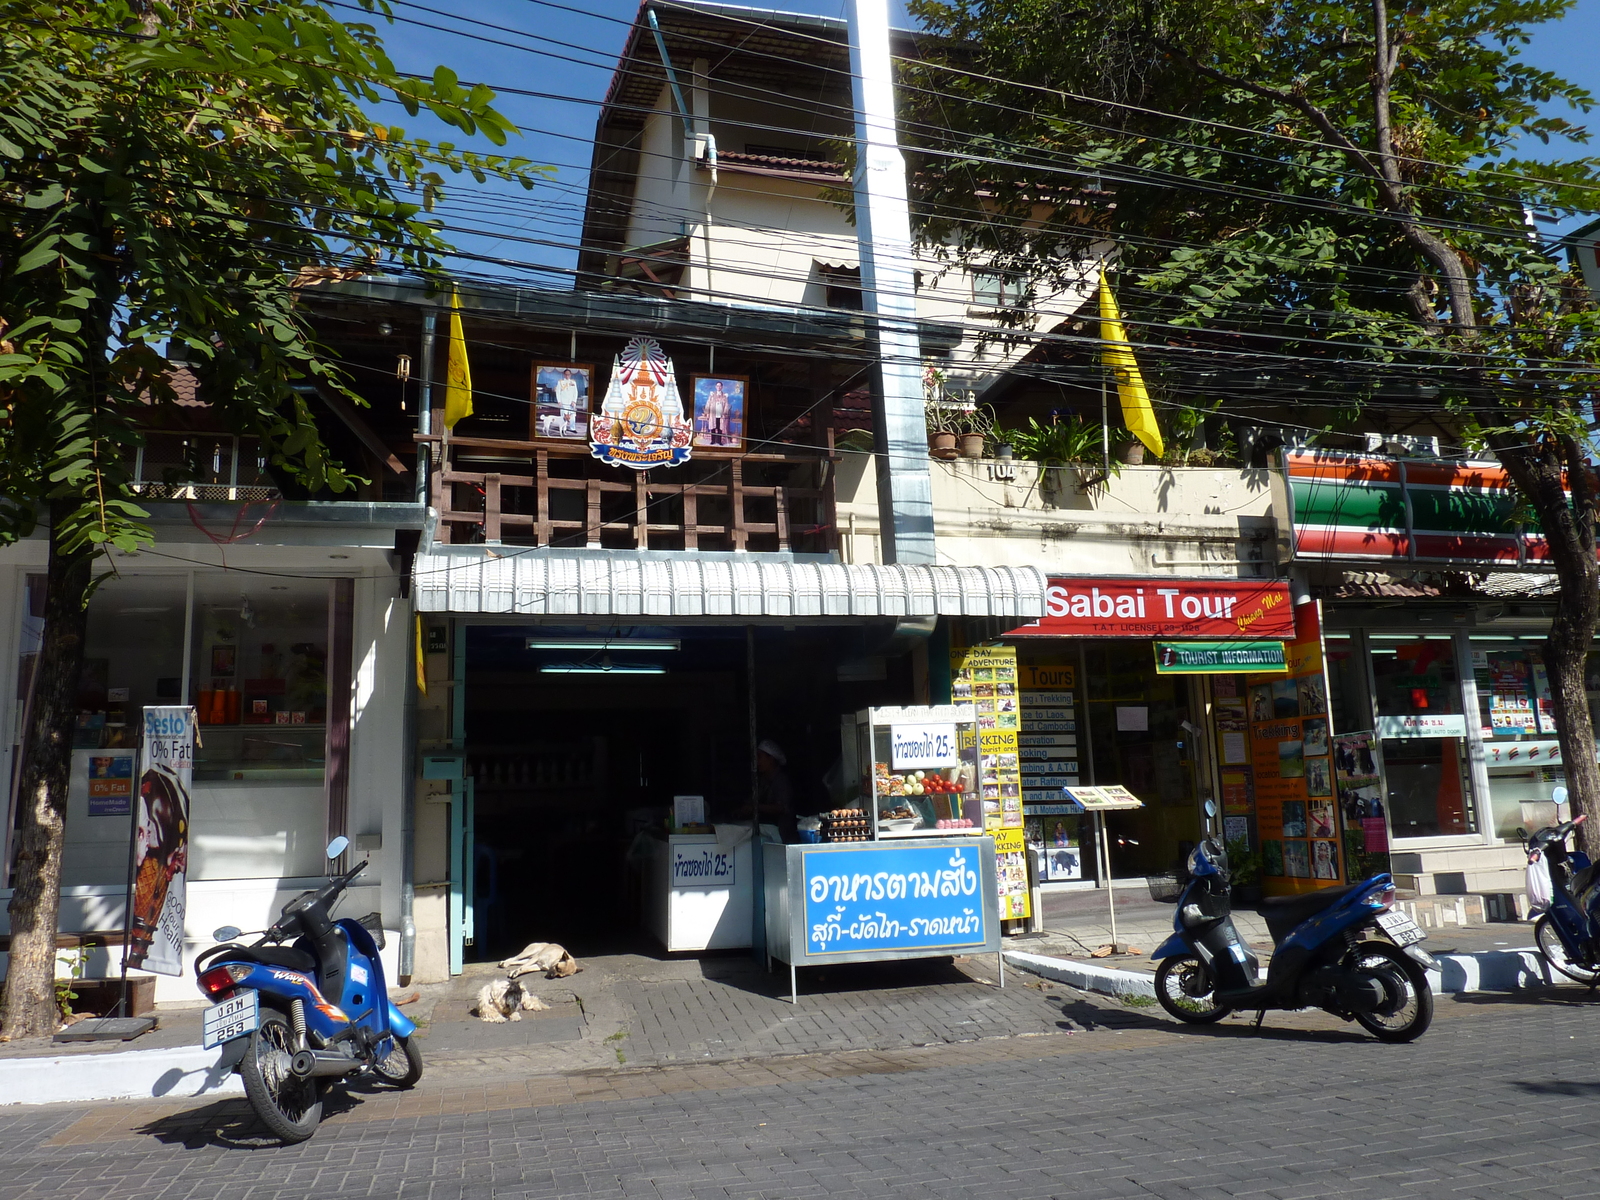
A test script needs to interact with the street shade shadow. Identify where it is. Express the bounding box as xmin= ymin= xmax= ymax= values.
xmin=1512 ymin=1080 xmax=1600 ymax=1096
xmin=1445 ymin=987 xmax=1600 ymax=1009
xmin=134 ymin=1087 xmax=366 ymax=1150
xmin=701 ymin=955 xmax=979 ymax=1001
xmin=1048 ymin=994 xmax=1375 ymax=1044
